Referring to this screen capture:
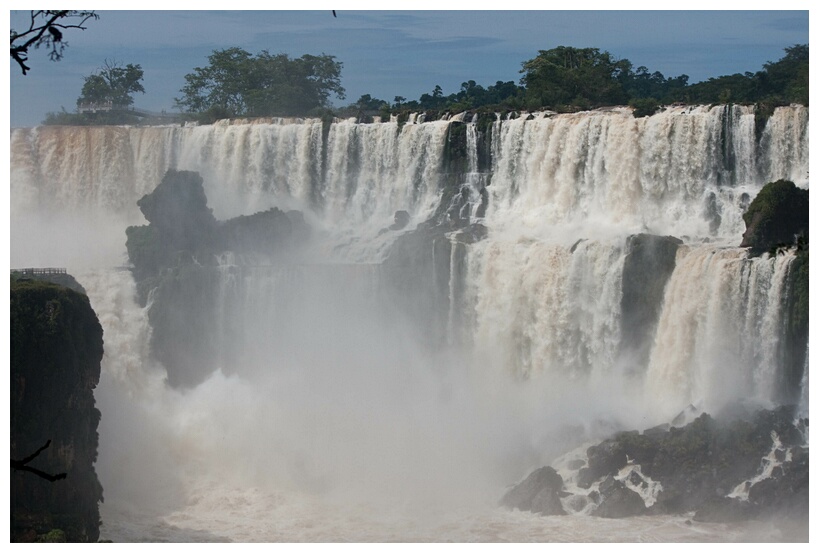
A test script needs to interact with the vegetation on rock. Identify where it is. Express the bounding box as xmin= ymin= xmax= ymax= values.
xmin=740 ymin=180 xmax=808 ymax=256
xmin=11 ymin=271 xmax=87 ymax=295
xmin=10 ymin=278 xmax=104 ymax=542
xmin=356 ymin=44 xmax=807 ymax=119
